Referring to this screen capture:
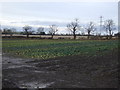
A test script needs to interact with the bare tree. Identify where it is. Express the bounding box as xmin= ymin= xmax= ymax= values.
xmin=23 ymin=25 xmax=32 ymax=38
xmin=104 ymin=19 xmax=115 ymax=39
xmin=67 ymin=19 xmax=80 ymax=40
xmin=2 ymin=28 xmax=16 ymax=37
xmin=37 ymin=27 xmax=44 ymax=38
xmin=3 ymin=28 xmax=8 ymax=36
xmin=85 ymin=22 xmax=96 ymax=39
xmin=49 ymin=24 xmax=58 ymax=39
